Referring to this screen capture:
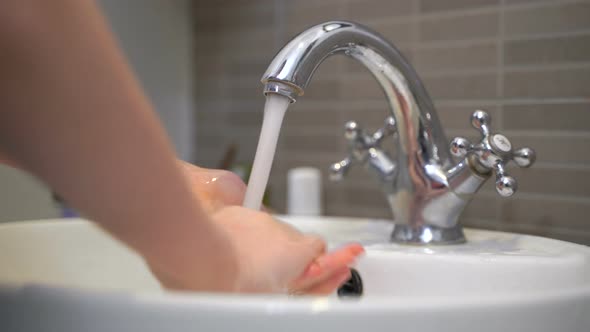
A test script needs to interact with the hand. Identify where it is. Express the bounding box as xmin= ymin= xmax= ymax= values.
xmin=179 ymin=161 xmax=246 ymax=213
xmin=174 ymin=162 xmax=365 ymax=294
xmin=152 ymin=206 xmax=363 ymax=294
